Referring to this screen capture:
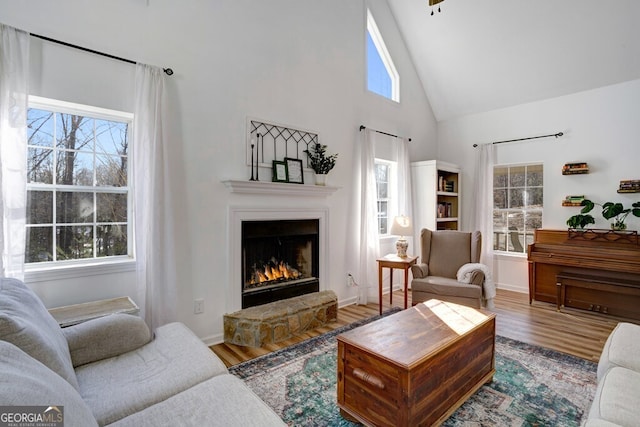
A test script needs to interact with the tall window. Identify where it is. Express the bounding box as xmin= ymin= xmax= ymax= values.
xmin=366 ymin=9 xmax=399 ymax=102
xmin=493 ymin=164 xmax=543 ymax=254
xmin=375 ymin=159 xmax=395 ymax=234
xmin=26 ymin=96 xmax=133 ymax=265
